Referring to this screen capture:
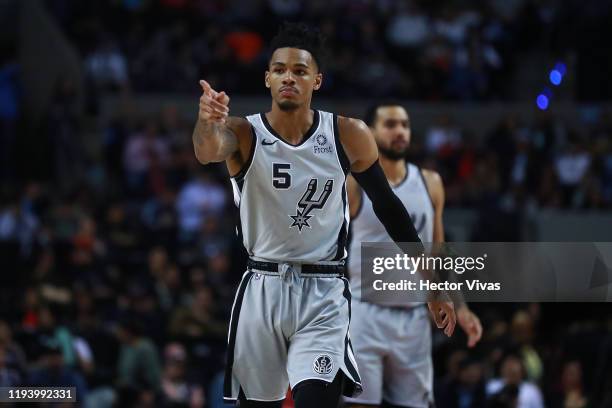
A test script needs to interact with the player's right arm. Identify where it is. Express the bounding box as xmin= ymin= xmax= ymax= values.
xmin=193 ymin=80 xmax=252 ymax=174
